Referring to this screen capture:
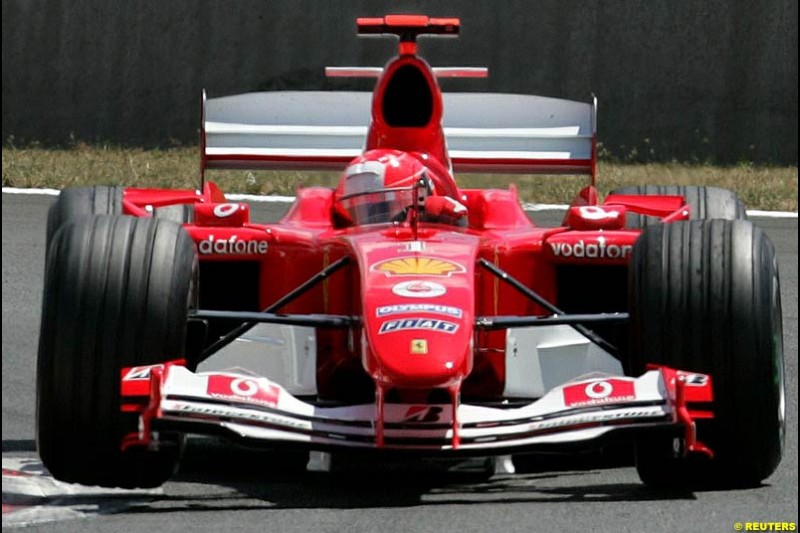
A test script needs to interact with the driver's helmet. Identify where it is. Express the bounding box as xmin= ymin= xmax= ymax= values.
xmin=335 ymin=149 xmax=430 ymax=225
